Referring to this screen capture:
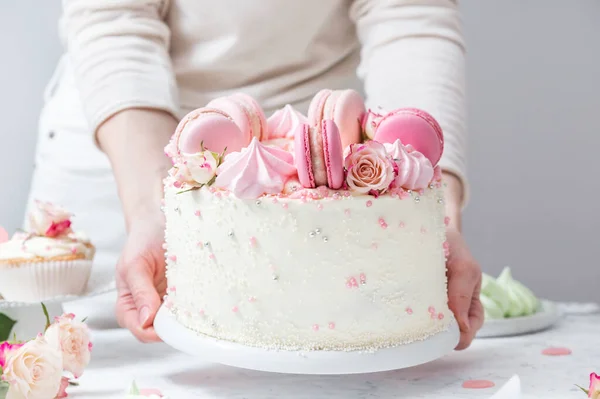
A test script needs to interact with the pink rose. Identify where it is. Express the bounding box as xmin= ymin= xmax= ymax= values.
xmin=588 ymin=373 xmax=600 ymax=398
xmin=0 ymin=342 xmax=24 ymax=369
xmin=28 ymin=200 xmax=73 ymax=238
xmin=44 ymin=314 xmax=91 ymax=378
xmin=344 ymin=141 xmax=394 ymax=194
xmin=2 ymin=336 xmax=63 ymax=399
xmin=182 ymin=151 xmax=219 ymax=185
xmin=55 ymin=377 xmax=69 ymax=399
xmin=168 ymin=163 xmax=197 ymax=187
